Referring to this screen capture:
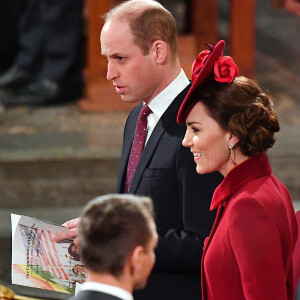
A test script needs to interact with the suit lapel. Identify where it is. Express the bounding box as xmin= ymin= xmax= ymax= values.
xmin=129 ymin=85 xmax=190 ymax=194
